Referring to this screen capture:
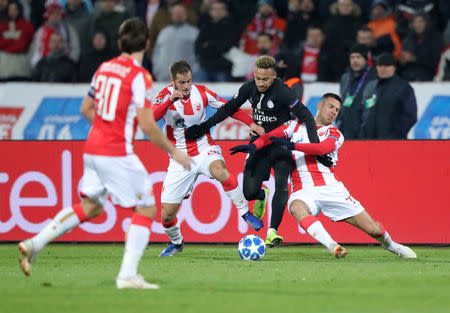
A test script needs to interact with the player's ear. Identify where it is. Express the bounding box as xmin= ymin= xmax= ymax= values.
xmin=117 ymin=40 xmax=121 ymax=51
xmin=145 ymin=40 xmax=150 ymax=50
